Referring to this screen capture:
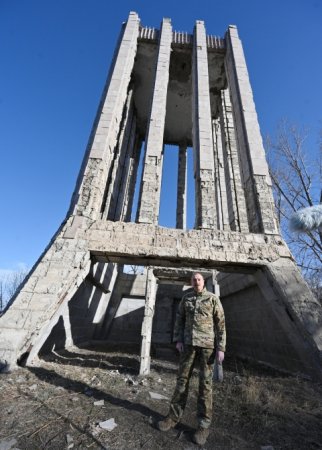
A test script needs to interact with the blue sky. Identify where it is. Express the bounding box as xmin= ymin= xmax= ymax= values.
xmin=0 ymin=0 xmax=321 ymax=273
